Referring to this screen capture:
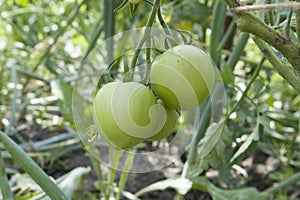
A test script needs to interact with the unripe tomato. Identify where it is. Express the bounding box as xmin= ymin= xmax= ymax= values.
xmin=92 ymin=81 xmax=163 ymax=149
xmin=147 ymin=101 xmax=179 ymax=141
xmin=150 ymin=45 xmax=215 ymax=110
